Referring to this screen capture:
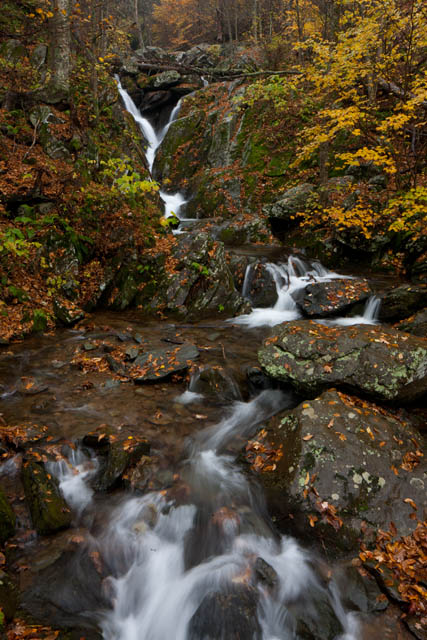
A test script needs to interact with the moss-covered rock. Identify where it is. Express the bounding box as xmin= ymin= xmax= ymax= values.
xmin=378 ymin=284 xmax=426 ymax=322
xmin=258 ymin=320 xmax=427 ymax=403
xmin=0 ymin=487 xmax=16 ymax=544
xmin=252 ymin=389 xmax=427 ymax=552
xmin=296 ymin=278 xmax=372 ymax=317
xmin=22 ymin=460 xmax=72 ymax=535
